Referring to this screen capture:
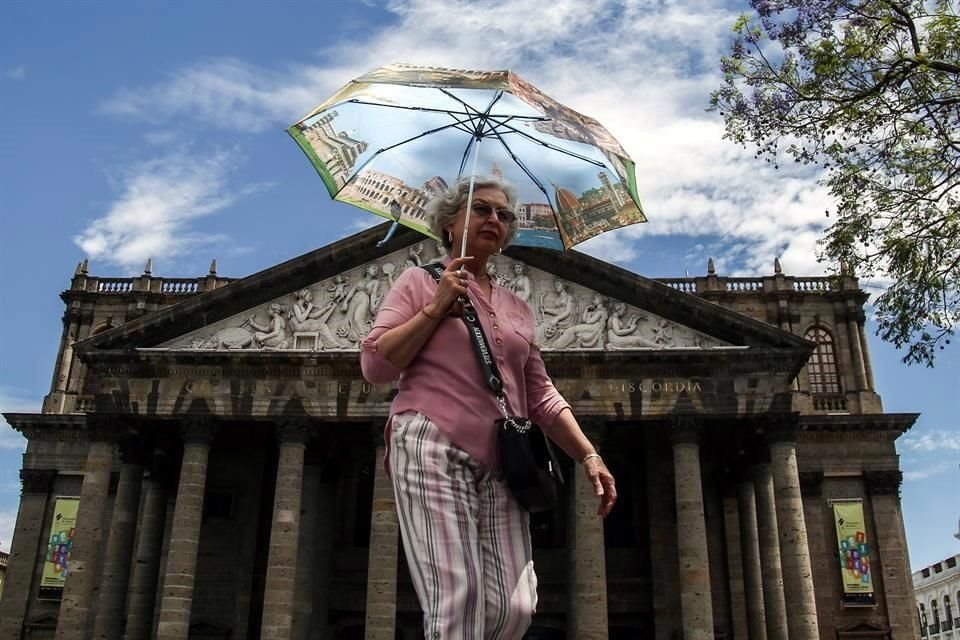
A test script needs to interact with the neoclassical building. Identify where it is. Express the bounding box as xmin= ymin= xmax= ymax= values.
xmin=1 ymin=224 xmax=921 ymax=640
